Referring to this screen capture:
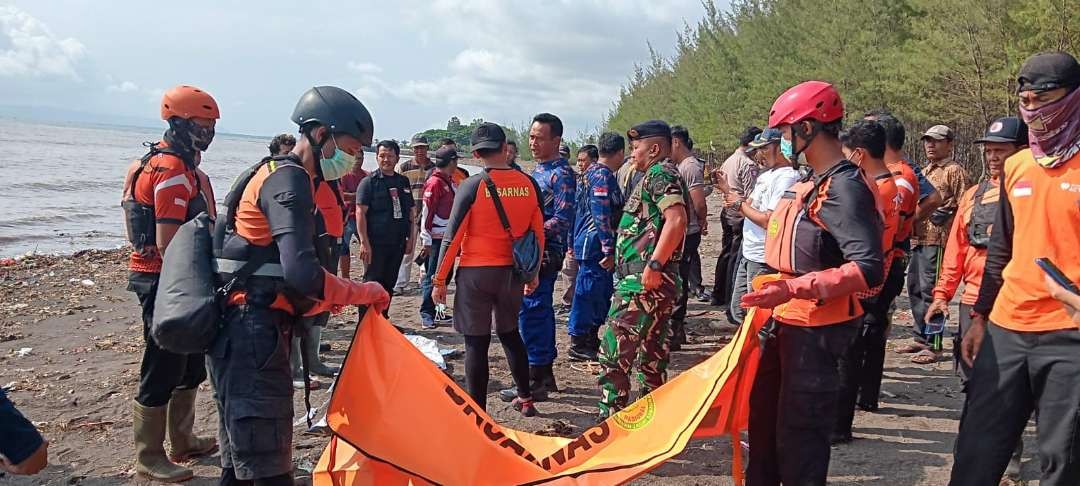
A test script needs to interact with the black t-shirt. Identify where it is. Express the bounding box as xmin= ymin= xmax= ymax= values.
xmin=357 ymin=170 xmax=414 ymax=245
